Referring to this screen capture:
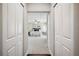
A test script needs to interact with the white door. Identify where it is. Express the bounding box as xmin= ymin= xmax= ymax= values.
xmin=7 ymin=4 xmax=17 ymax=56
xmin=16 ymin=3 xmax=24 ymax=56
xmin=55 ymin=3 xmax=73 ymax=56
xmin=2 ymin=3 xmax=24 ymax=56
xmin=55 ymin=4 xmax=63 ymax=56
xmin=62 ymin=4 xmax=73 ymax=56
